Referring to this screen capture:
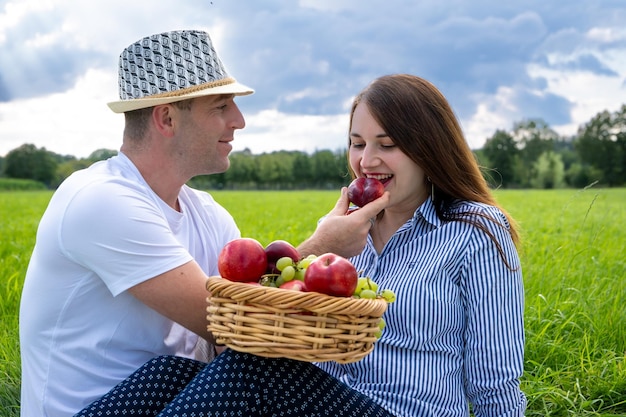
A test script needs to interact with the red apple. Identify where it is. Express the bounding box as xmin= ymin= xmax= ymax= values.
xmin=265 ymin=240 xmax=301 ymax=274
xmin=218 ymin=238 xmax=268 ymax=282
xmin=347 ymin=177 xmax=385 ymax=207
xmin=279 ymin=280 xmax=308 ymax=292
xmin=304 ymin=253 xmax=358 ymax=297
